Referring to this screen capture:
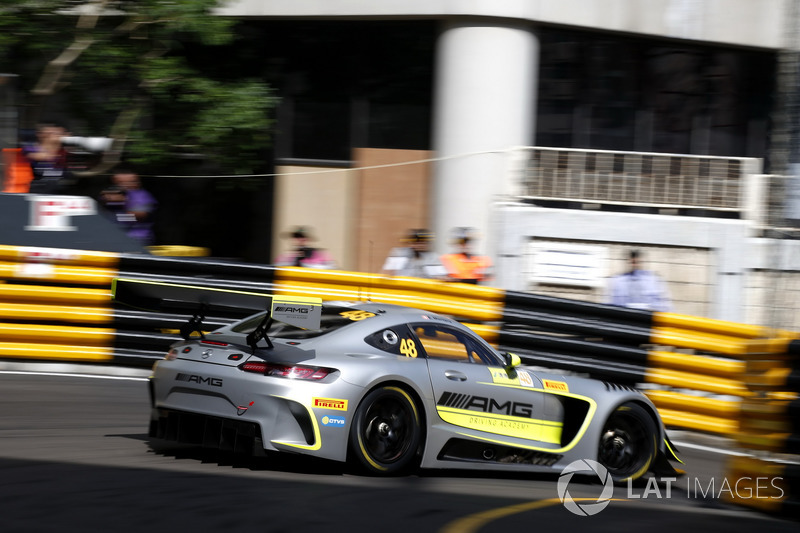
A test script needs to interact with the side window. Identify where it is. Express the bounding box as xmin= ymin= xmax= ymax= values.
xmin=364 ymin=325 xmax=419 ymax=358
xmin=413 ymin=325 xmax=472 ymax=362
xmin=465 ymin=338 xmax=503 ymax=366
